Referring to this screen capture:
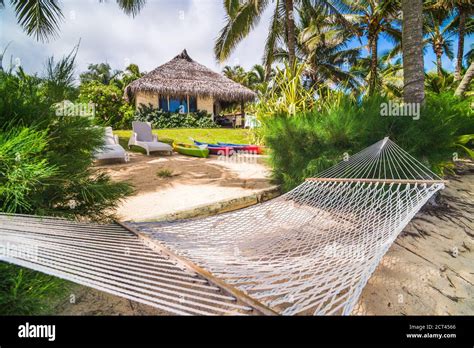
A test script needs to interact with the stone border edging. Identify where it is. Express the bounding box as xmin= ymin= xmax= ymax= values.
xmin=133 ymin=185 xmax=280 ymax=222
